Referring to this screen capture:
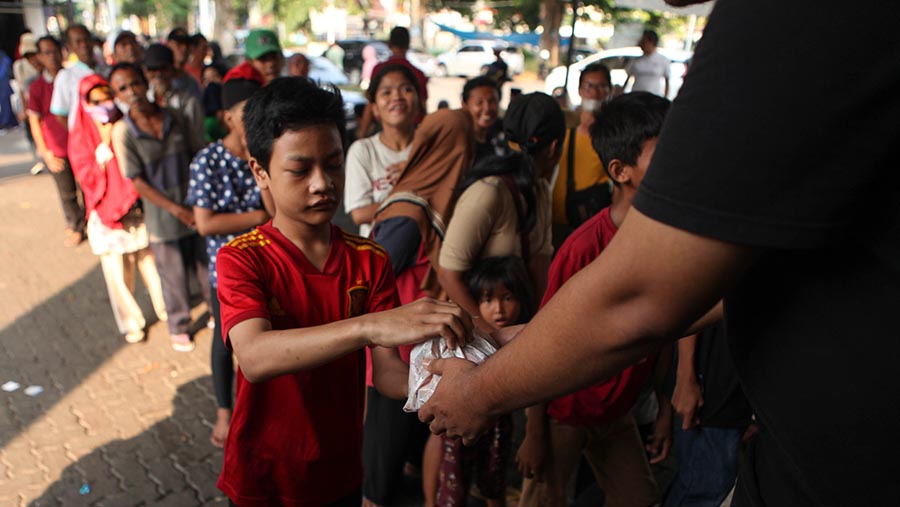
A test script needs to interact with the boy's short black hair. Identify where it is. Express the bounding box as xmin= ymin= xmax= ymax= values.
xmin=37 ymin=35 xmax=61 ymax=51
xmin=465 ymin=256 xmax=536 ymax=324
xmin=366 ymin=63 xmax=421 ymax=103
xmin=243 ymin=77 xmax=346 ymax=171
xmin=388 ymin=27 xmax=411 ymax=50
xmin=64 ymin=24 xmax=90 ymax=43
xmin=109 ymin=62 xmax=148 ymax=86
xmin=590 ymin=92 xmax=670 ymax=183
xmin=642 ymin=30 xmax=659 ymax=46
xmin=462 ymin=76 xmax=500 ymax=103
xmin=579 ymin=63 xmax=611 ymax=88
